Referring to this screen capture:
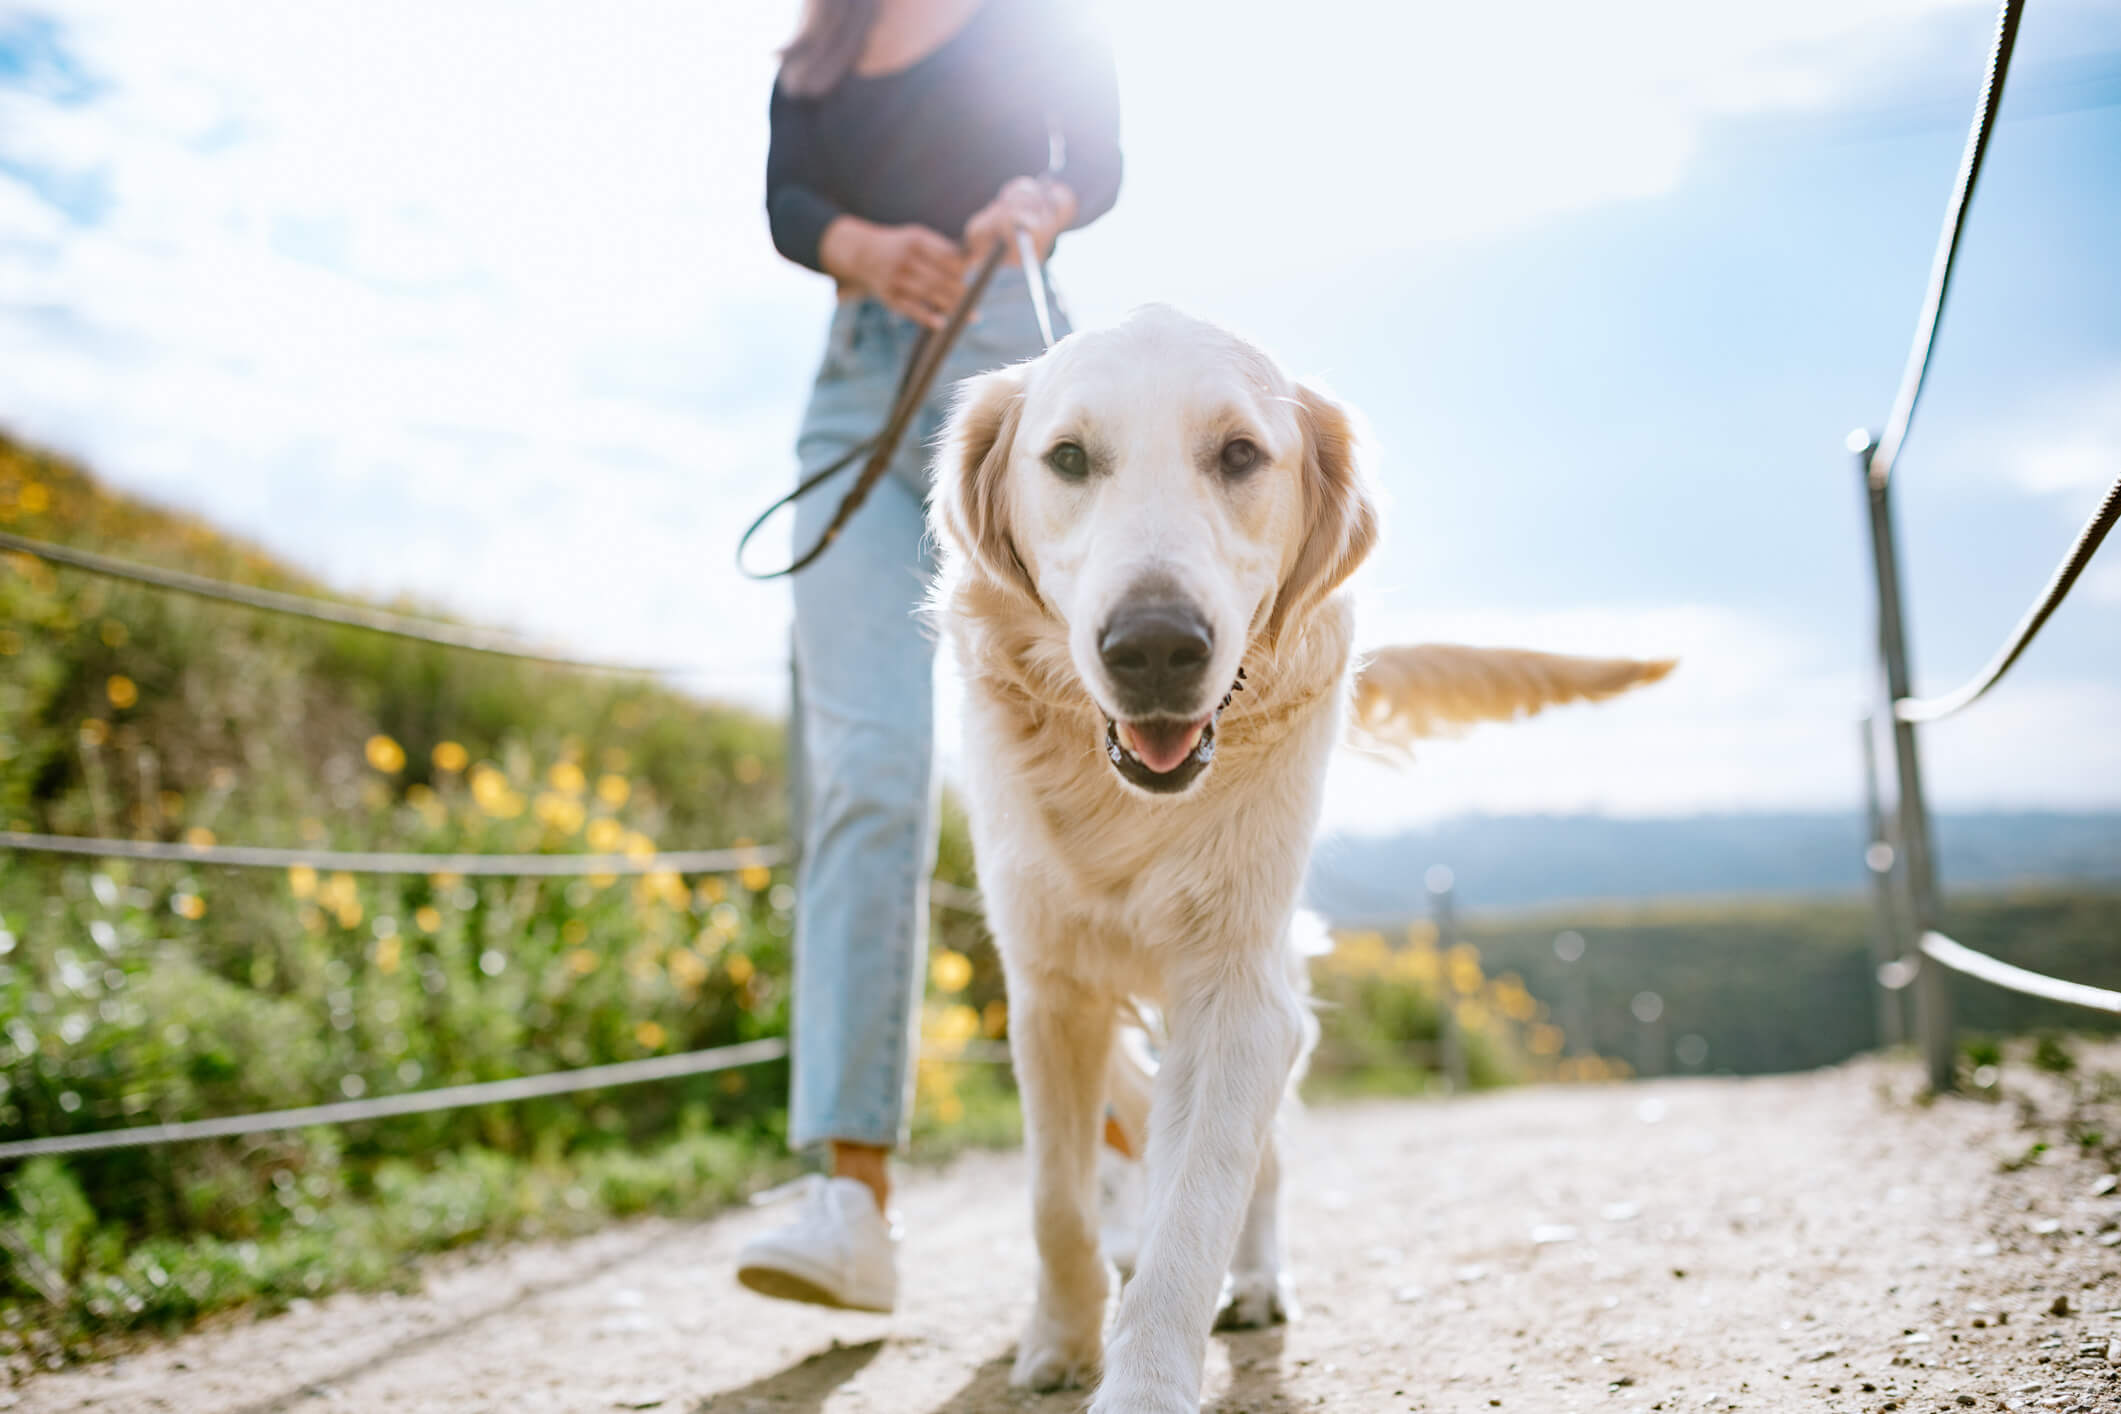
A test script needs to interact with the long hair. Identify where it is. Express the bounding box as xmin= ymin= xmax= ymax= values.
xmin=780 ymin=0 xmax=880 ymax=98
